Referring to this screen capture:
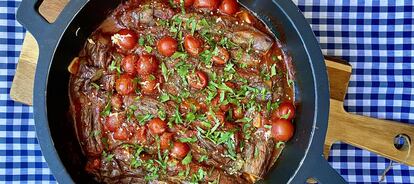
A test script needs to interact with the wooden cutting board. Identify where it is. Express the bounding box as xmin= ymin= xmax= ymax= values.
xmin=10 ymin=0 xmax=414 ymax=167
